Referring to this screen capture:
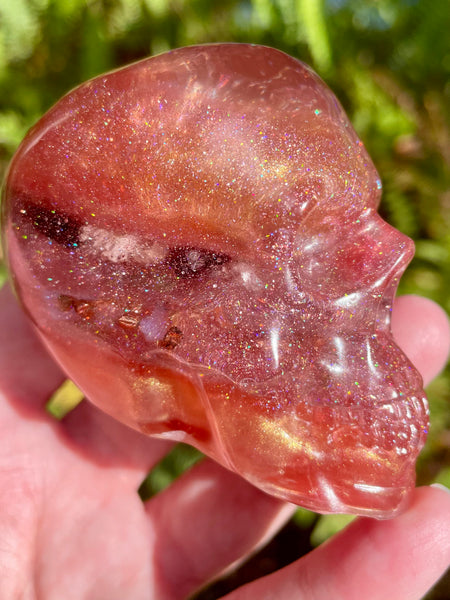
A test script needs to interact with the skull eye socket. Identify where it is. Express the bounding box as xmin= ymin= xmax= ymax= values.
xmin=166 ymin=246 xmax=230 ymax=278
xmin=13 ymin=197 xmax=233 ymax=277
xmin=15 ymin=197 xmax=81 ymax=248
